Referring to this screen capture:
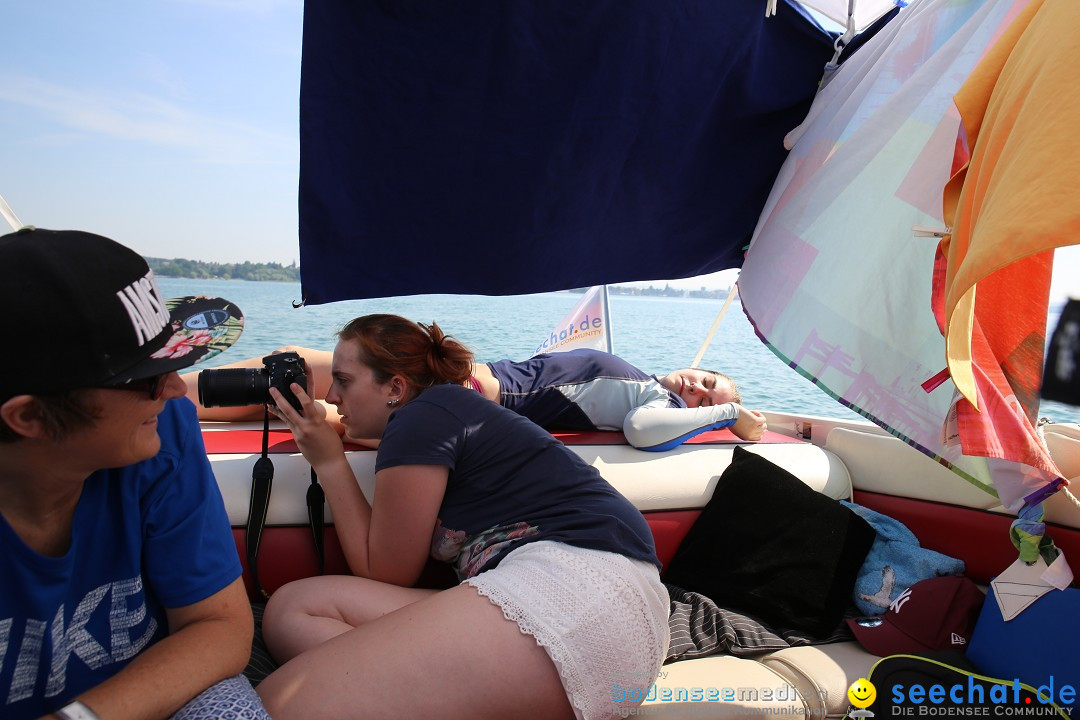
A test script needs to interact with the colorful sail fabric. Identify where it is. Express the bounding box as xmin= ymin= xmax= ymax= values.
xmin=533 ymin=286 xmax=613 ymax=357
xmin=934 ymin=0 xmax=1080 ymax=564
xmin=296 ymin=0 xmax=835 ymax=304
xmin=938 ymin=0 xmax=1080 ymax=474
xmin=739 ymin=0 xmax=1038 ymax=502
